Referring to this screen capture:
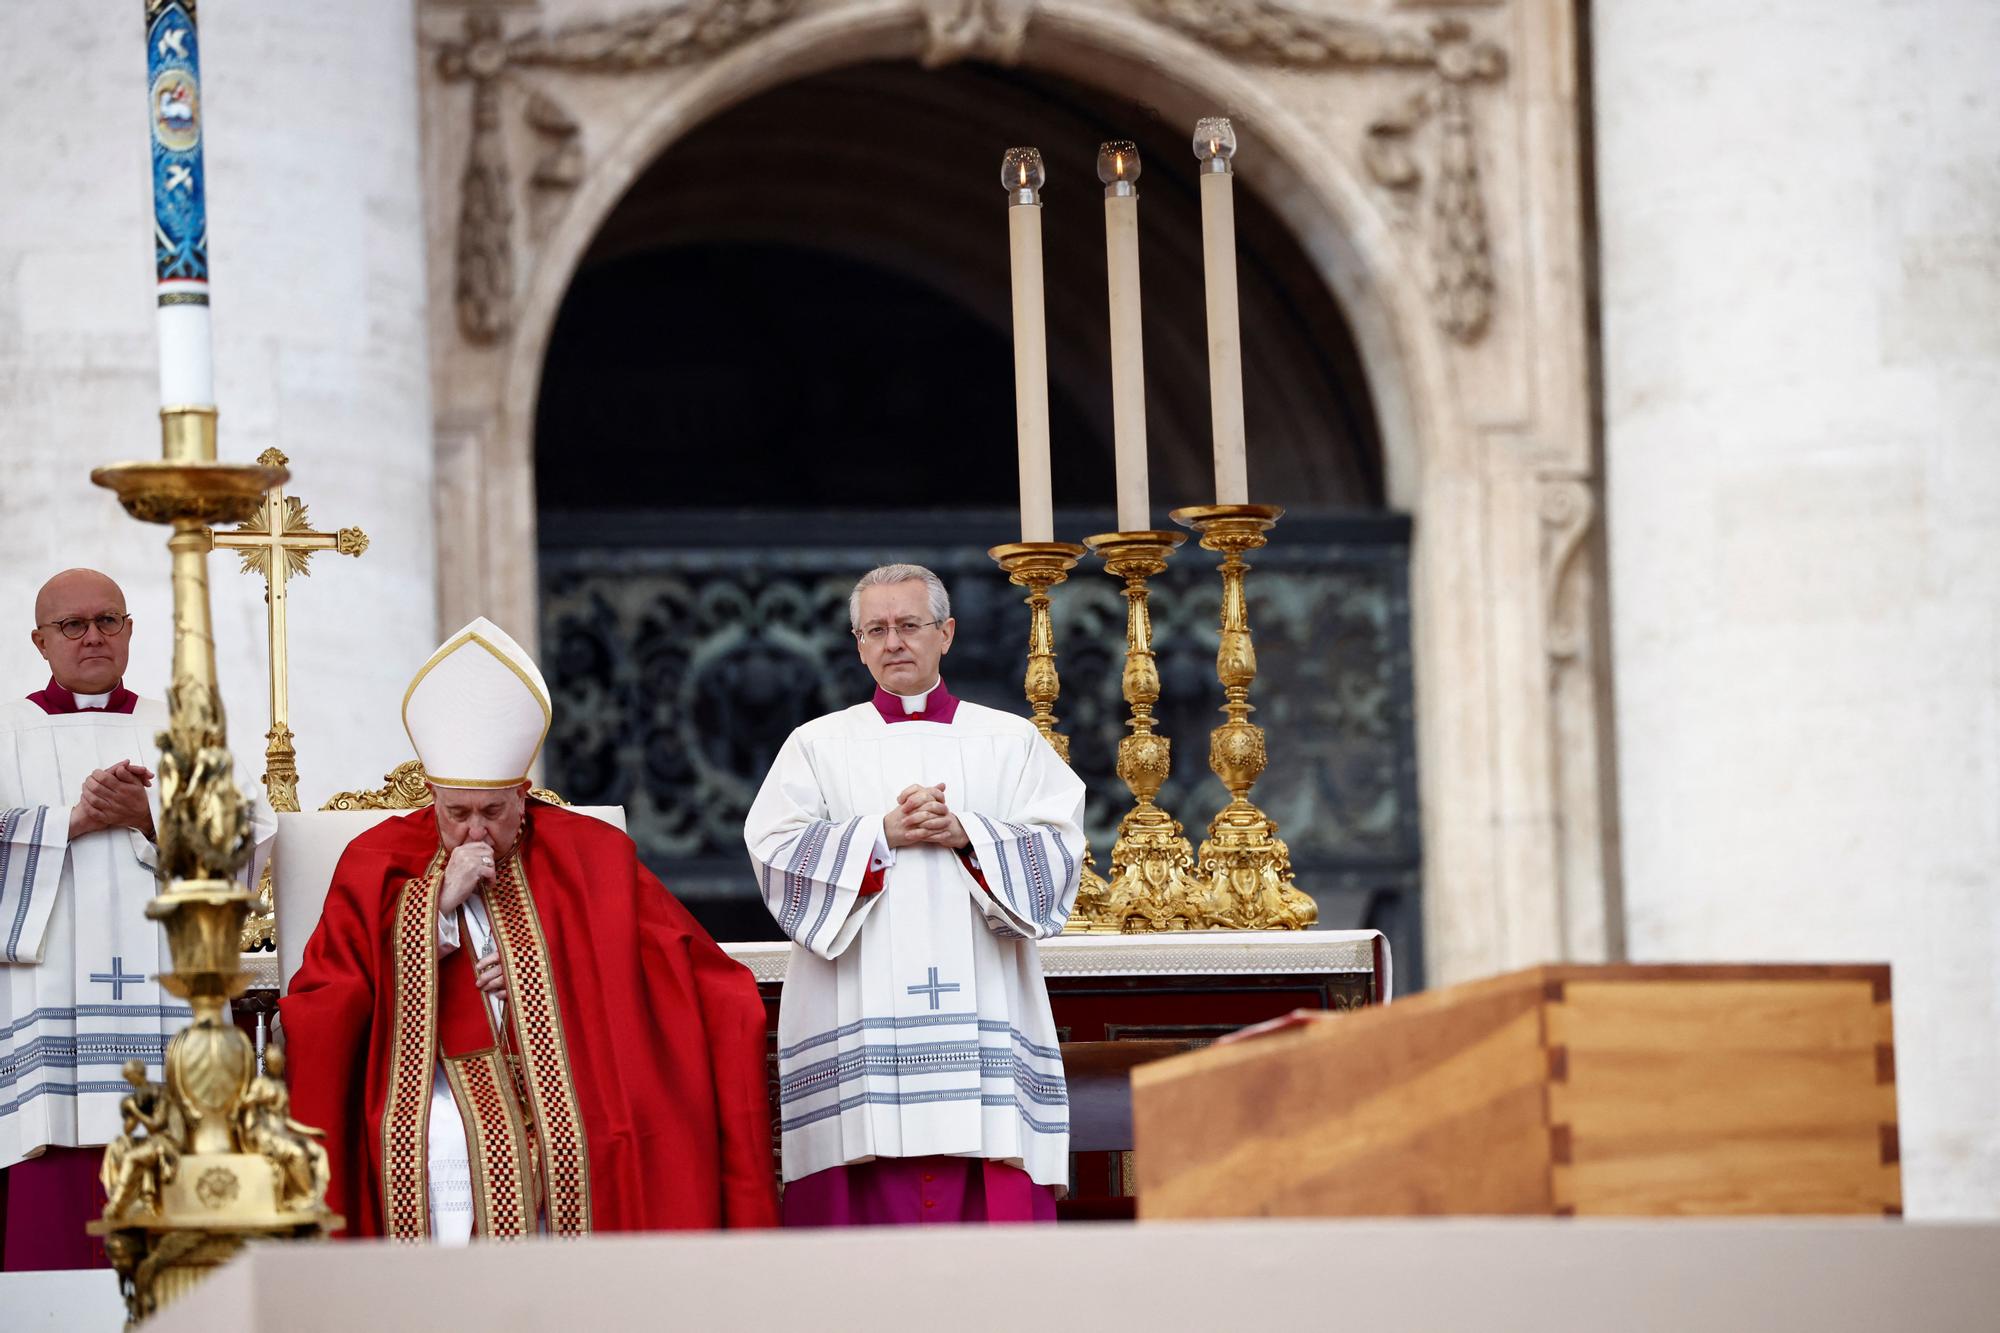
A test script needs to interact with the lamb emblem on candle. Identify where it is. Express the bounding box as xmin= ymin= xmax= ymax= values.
xmin=152 ymin=71 xmax=199 ymax=151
